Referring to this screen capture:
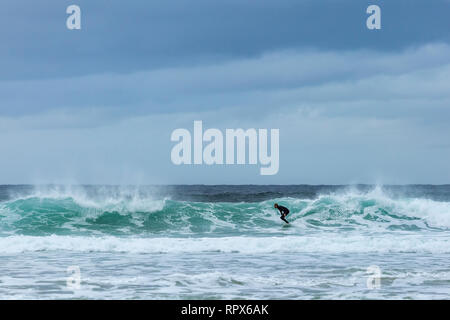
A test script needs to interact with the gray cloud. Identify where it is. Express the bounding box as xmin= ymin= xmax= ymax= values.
xmin=1 ymin=1 xmax=450 ymax=184
xmin=1 ymin=43 xmax=449 ymax=121
xmin=1 ymin=43 xmax=449 ymax=184
xmin=1 ymin=0 xmax=449 ymax=80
